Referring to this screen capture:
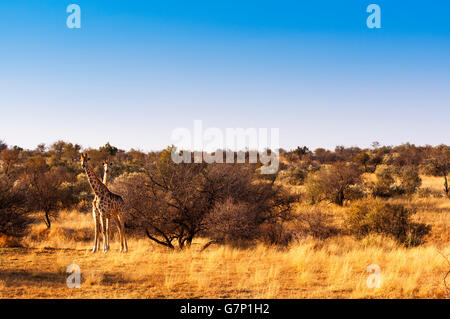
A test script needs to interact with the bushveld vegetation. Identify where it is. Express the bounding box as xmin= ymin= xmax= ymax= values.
xmin=0 ymin=140 xmax=449 ymax=298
